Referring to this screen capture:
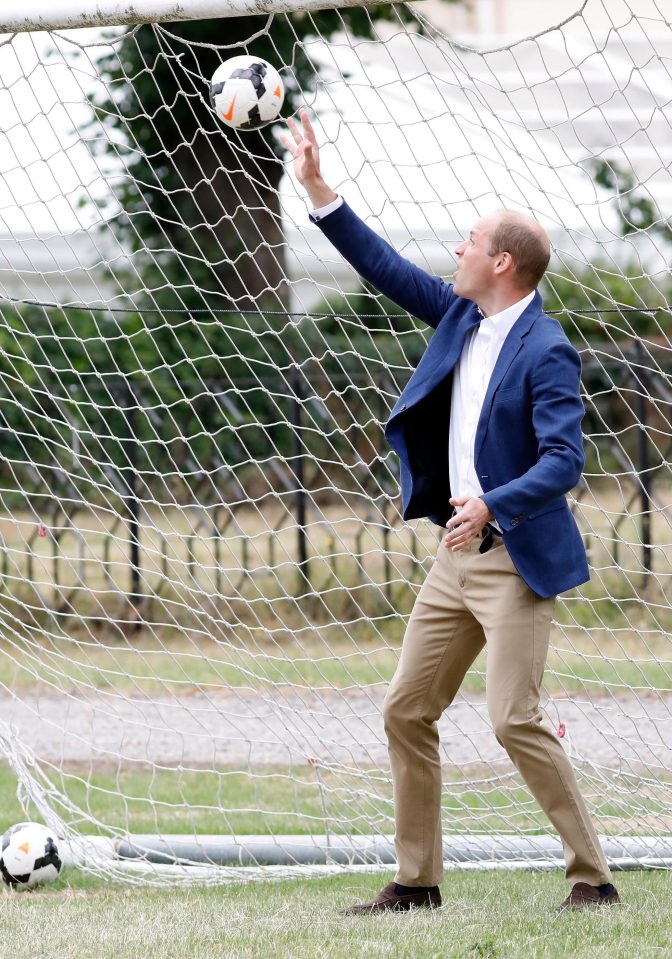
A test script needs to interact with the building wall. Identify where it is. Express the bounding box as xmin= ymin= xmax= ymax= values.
xmin=423 ymin=0 xmax=657 ymax=41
